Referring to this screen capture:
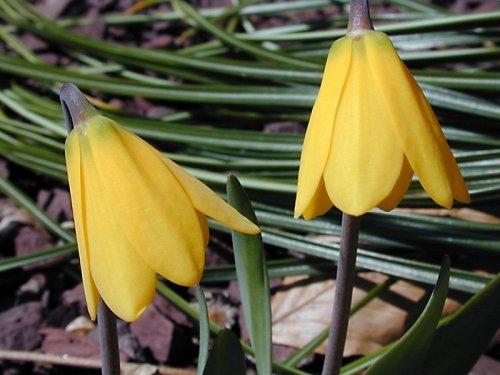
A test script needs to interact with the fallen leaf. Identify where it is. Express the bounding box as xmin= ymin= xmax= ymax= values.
xmin=65 ymin=316 xmax=95 ymax=334
xmin=271 ymin=274 xmax=461 ymax=356
xmin=0 ymin=199 xmax=34 ymax=232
